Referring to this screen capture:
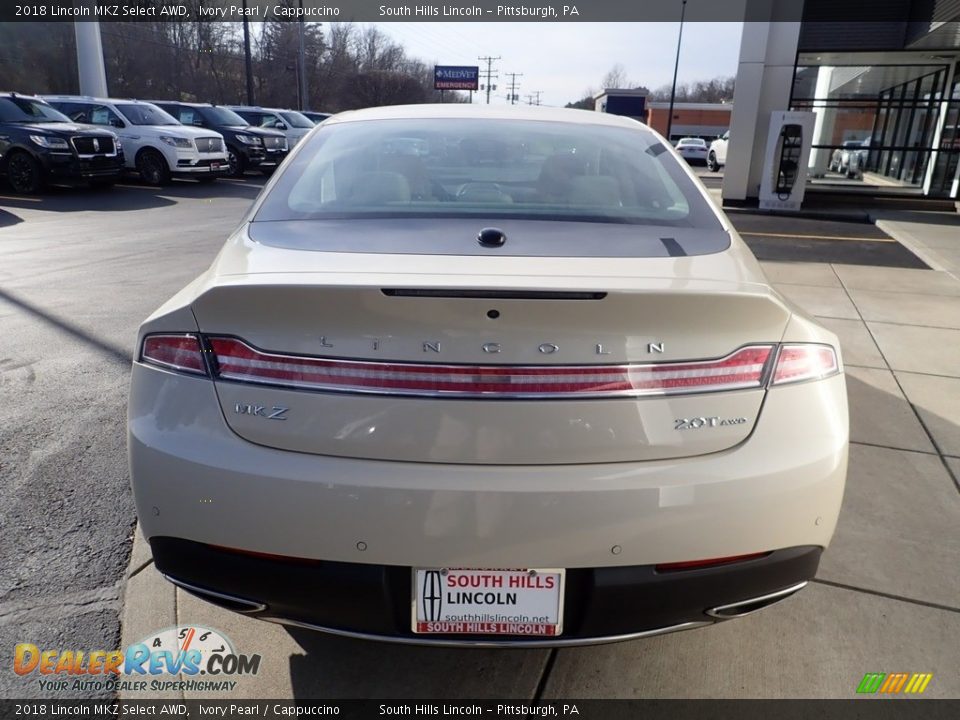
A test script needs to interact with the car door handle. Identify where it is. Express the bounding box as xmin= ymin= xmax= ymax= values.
xmin=122 ymin=135 xmax=140 ymax=140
